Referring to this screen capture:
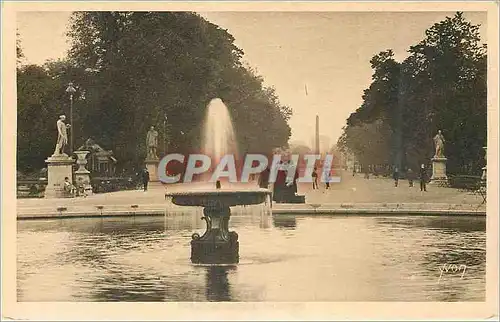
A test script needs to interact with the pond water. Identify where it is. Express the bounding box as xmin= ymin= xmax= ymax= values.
xmin=17 ymin=212 xmax=486 ymax=302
